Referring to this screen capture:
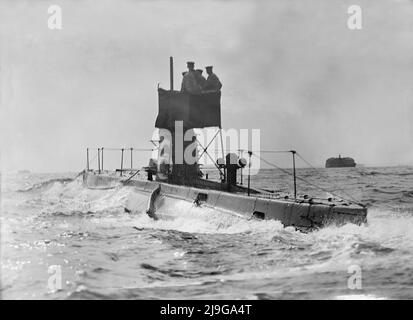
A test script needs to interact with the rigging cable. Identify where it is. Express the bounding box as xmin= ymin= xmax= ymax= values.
xmin=250 ymin=152 xmax=363 ymax=206
xmin=295 ymin=152 xmax=363 ymax=205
